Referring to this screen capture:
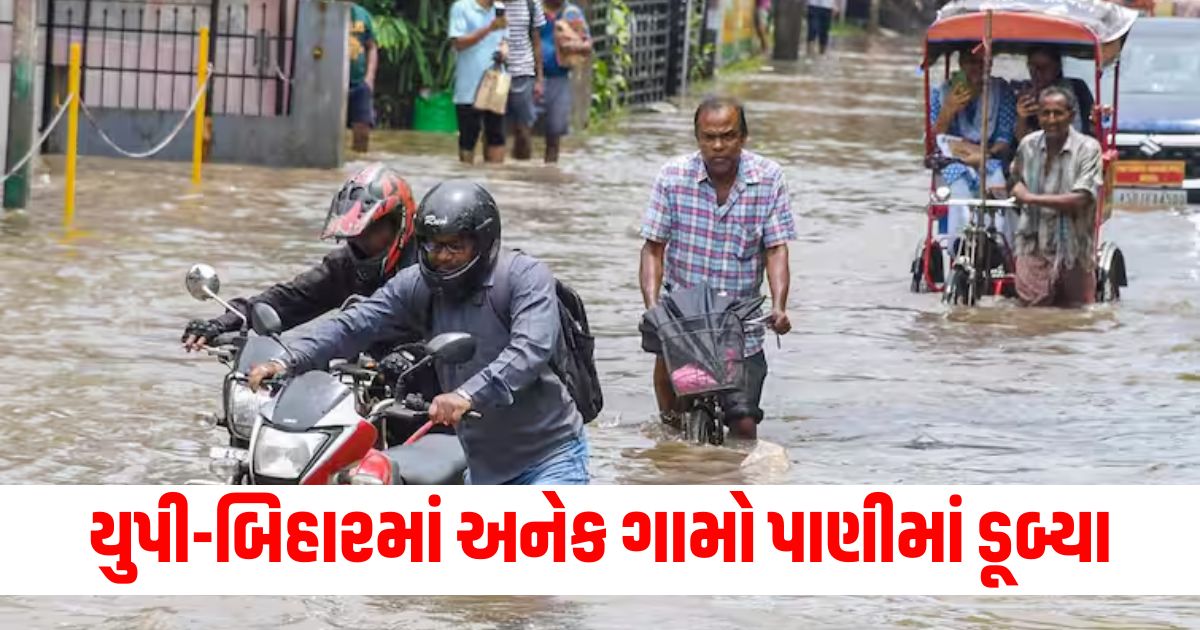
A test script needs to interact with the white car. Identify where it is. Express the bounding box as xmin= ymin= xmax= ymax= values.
xmin=1110 ymin=17 xmax=1200 ymax=208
